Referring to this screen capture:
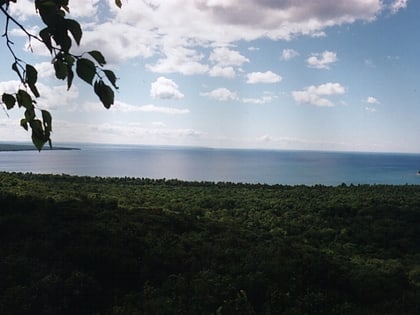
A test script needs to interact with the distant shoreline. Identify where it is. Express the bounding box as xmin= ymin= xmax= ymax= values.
xmin=0 ymin=144 xmax=80 ymax=152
